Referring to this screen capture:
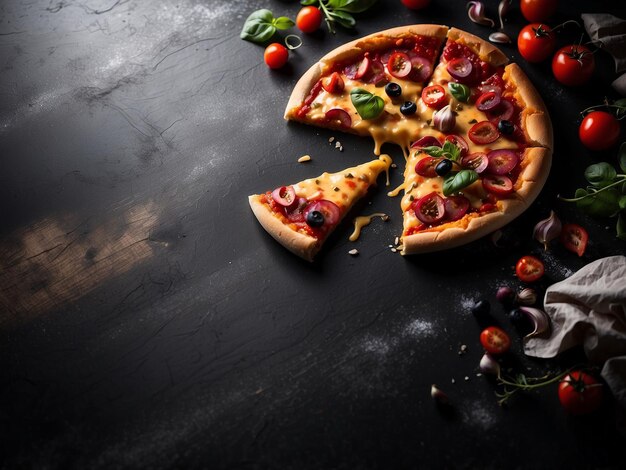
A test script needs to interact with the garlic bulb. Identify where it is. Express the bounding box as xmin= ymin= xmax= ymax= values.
xmin=533 ymin=210 xmax=562 ymax=251
xmin=433 ymin=105 xmax=456 ymax=132
xmin=467 ymin=1 xmax=495 ymax=27
xmin=518 ymin=306 xmax=551 ymax=339
xmin=516 ymin=288 xmax=537 ymax=306
xmin=479 ymin=353 xmax=501 ymax=376
xmin=489 ymin=32 xmax=511 ymax=44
